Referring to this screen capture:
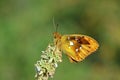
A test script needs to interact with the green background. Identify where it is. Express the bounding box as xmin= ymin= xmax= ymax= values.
xmin=0 ymin=0 xmax=120 ymax=80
